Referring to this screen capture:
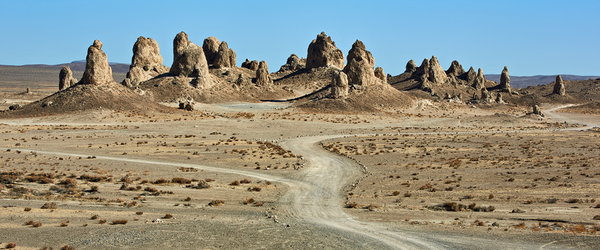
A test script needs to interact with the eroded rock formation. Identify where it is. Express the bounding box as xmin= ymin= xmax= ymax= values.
xmin=59 ymin=66 xmax=77 ymax=90
xmin=255 ymin=61 xmax=272 ymax=86
xmin=80 ymin=40 xmax=113 ymax=85
xmin=241 ymin=59 xmax=259 ymax=70
xmin=428 ymin=56 xmax=448 ymax=84
xmin=446 ymin=60 xmax=465 ymax=77
xmin=499 ymin=66 xmax=512 ymax=92
xmin=472 ymin=68 xmax=486 ymax=90
xmin=122 ymin=36 xmax=168 ymax=87
xmin=343 ymin=40 xmax=378 ymax=86
xmin=306 ymin=32 xmax=344 ymax=69
xmin=213 ymin=41 xmax=236 ymax=68
xmin=330 ymin=71 xmax=349 ymax=99
xmin=202 ymin=36 xmax=220 ymax=65
xmin=553 ymin=75 xmax=566 ymax=96
xmin=405 ymin=60 xmax=417 ymax=73
xmin=374 ymin=67 xmax=386 ymax=83
xmin=278 ymin=54 xmax=306 ymax=72
xmin=169 ymin=32 xmax=212 ymax=88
